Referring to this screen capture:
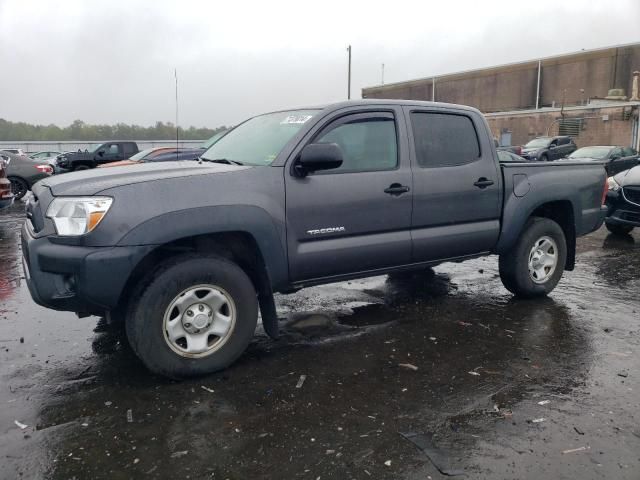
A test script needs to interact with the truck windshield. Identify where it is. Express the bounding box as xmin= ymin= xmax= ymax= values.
xmin=201 ymin=110 xmax=319 ymax=166
xmin=568 ymin=147 xmax=613 ymax=159
xmin=525 ymin=138 xmax=551 ymax=148
xmin=87 ymin=144 xmax=103 ymax=153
